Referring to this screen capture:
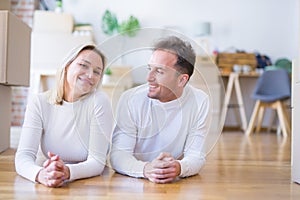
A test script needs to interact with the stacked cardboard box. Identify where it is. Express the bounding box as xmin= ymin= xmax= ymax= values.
xmin=0 ymin=1 xmax=10 ymax=11
xmin=0 ymin=11 xmax=31 ymax=152
xmin=0 ymin=85 xmax=11 ymax=152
